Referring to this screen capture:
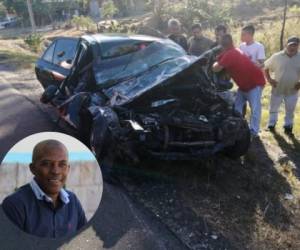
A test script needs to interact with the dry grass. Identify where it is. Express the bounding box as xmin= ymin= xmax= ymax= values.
xmin=0 ymin=49 xmax=37 ymax=69
xmin=42 ymin=27 xmax=85 ymax=39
